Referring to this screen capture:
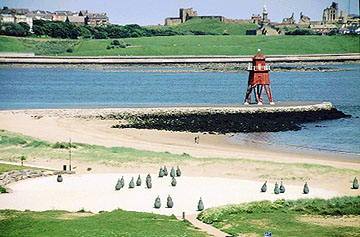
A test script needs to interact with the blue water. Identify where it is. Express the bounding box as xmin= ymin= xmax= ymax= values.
xmin=0 ymin=64 xmax=359 ymax=154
